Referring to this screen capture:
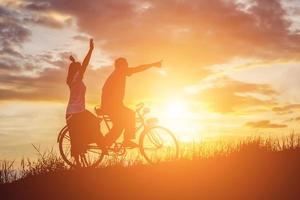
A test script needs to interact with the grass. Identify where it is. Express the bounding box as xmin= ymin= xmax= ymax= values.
xmin=0 ymin=160 xmax=17 ymax=184
xmin=1 ymin=135 xmax=300 ymax=199
xmin=1 ymin=135 xmax=300 ymax=183
xmin=19 ymin=145 xmax=68 ymax=178
xmin=0 ymin=145 xmax=68 ymax=184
